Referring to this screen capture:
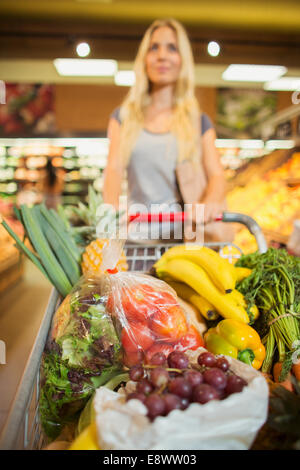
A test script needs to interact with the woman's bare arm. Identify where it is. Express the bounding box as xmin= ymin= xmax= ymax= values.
xmin=102 ymin=117 xmax=124 ymax=209
xmin=200 ymin=127 xmax=226 ymax=222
